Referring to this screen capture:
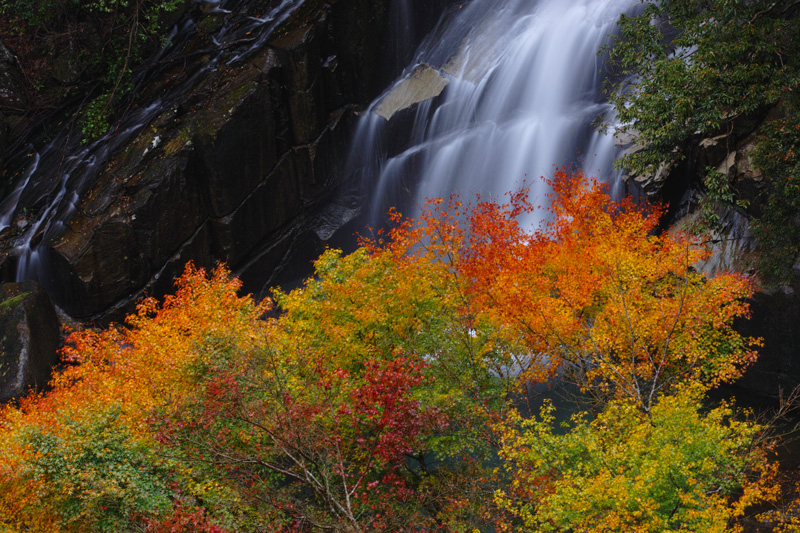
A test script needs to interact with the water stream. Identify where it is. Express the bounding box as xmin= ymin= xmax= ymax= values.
xmin=0 ymin=0 xmax=304 ymax=284
xmin=349 ymin=0 xmax=637 ymax=228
